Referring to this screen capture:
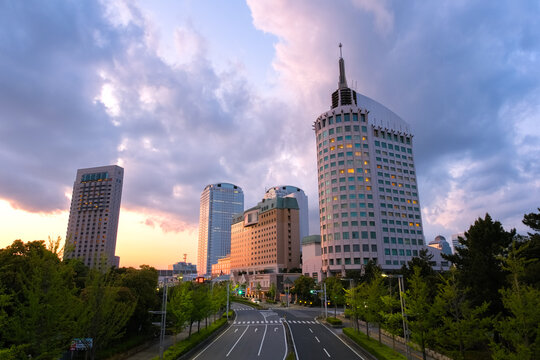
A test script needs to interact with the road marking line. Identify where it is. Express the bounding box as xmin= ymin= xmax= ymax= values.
xmin=287 ymin=321 xmax=299 ymax=360
xmin=255 ymin=328 xmax=258 ymax=332
xmin=319 ymin=320 xmax=365 ymax=359
xmin=192 ymin=323 xmax=232 ymax=360
xmin=281 ymin=324 xmax=288 ymax=360
xmin=323 ymin=348 xmax=331 ymax=357
xmin=258 ymin=324 xmax=268 ymax=356
xmin=274 ymin=327 xmax=278 ymax=332
xmin=235 ymin=329 xmax=238 ymax=333
xmin=309 ymin=328 xmax=313 ymax=333
xmin=315 ymin=336 xmax=320 ymax=343
xmin=226 ymin=325 xmax=249 ymax=357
